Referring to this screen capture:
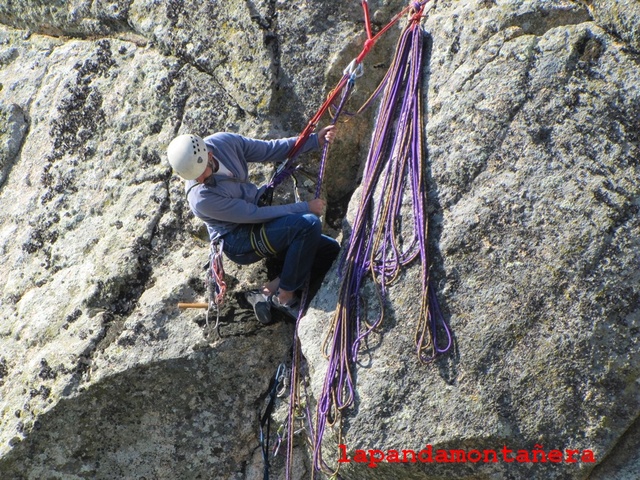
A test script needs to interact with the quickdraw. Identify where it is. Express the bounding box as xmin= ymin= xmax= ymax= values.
xmin=259 ymin=362 xmax=287 ymax=480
